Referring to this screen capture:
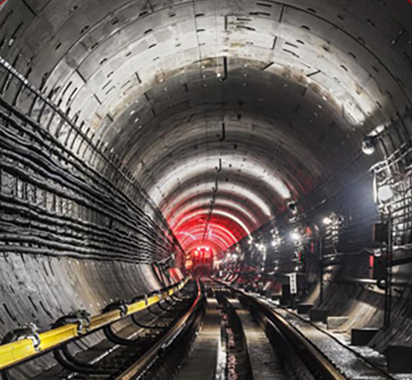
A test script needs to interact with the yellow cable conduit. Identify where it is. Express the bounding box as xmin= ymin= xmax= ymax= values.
xmin=0 ymin=279 xmax=189 ymax=370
